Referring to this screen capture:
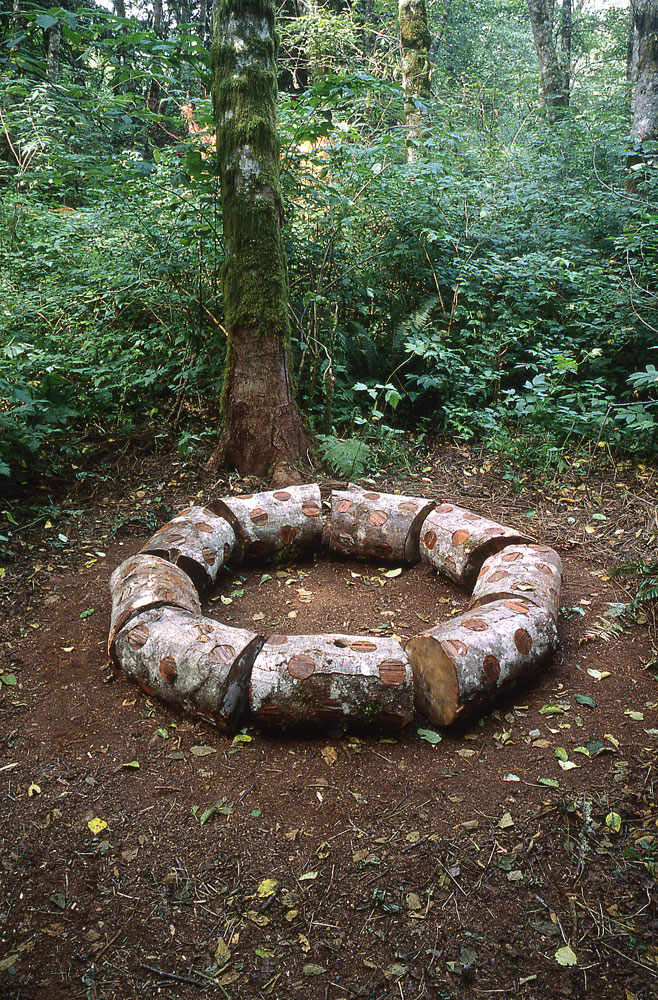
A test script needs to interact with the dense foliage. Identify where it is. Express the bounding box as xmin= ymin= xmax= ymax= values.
xmin=0 ymin=1 xmax=656 ymax=483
